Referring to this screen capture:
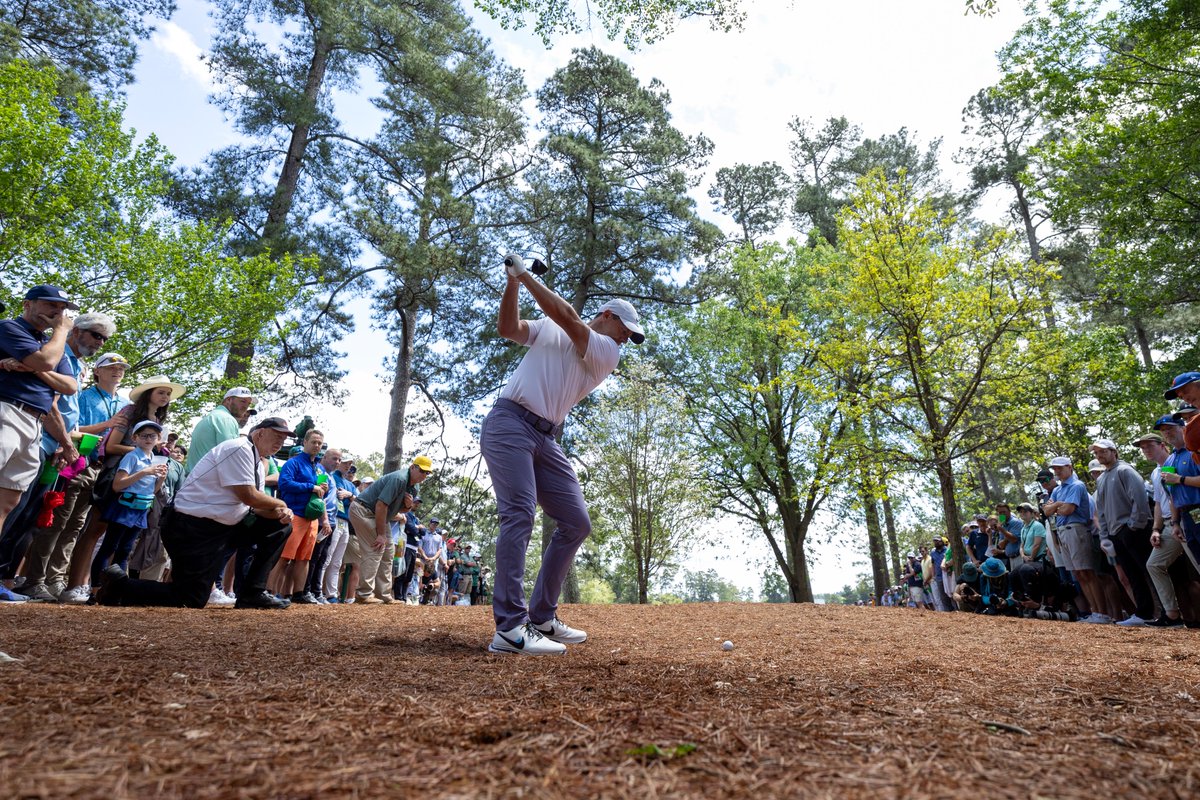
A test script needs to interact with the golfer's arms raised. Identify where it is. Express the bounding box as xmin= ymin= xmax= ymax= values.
xmin=497 ymin=275 xmax=530 ymax=345
xmin=513 ymin=273 xmax=591 ymax=356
